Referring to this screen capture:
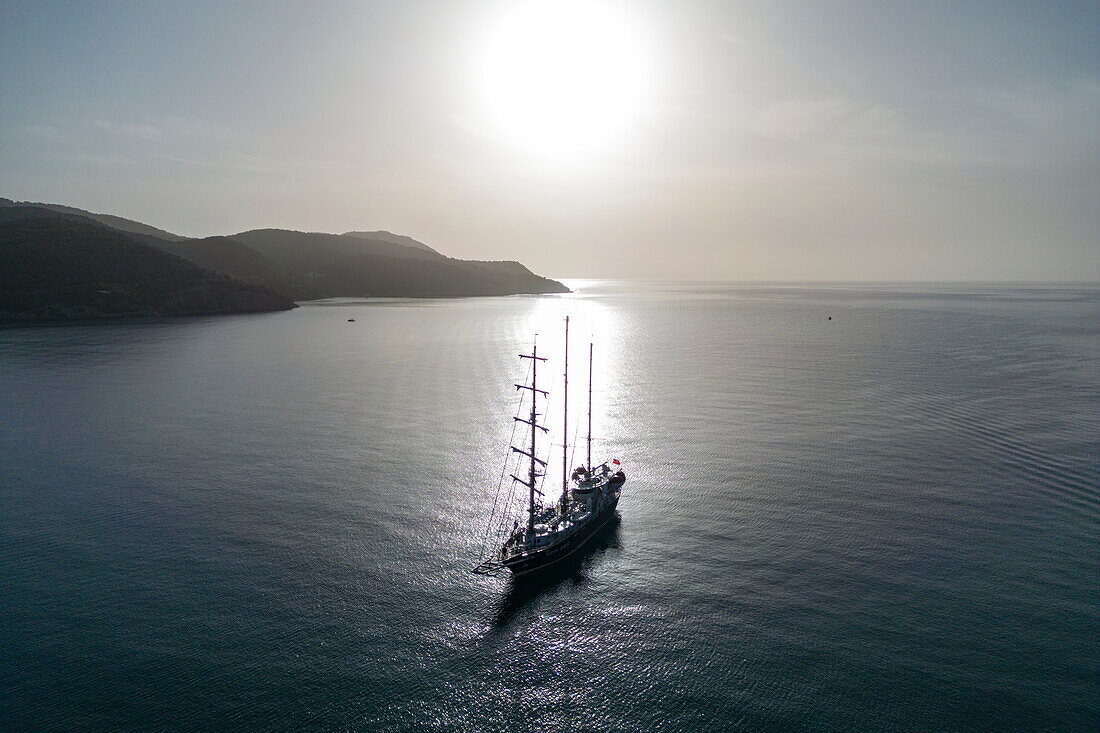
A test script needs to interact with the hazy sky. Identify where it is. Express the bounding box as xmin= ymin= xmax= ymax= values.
xmin=1 ymin=0 xmax=1097 ymax=280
